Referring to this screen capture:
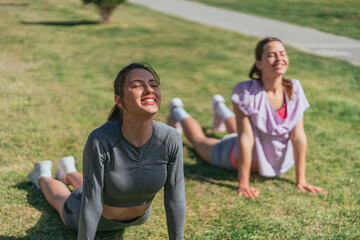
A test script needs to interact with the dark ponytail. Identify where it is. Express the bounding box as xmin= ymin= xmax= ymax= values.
xmin=249 ymin=63 xmax=261 ymax=80
xmin=107 ymin=104 xmax=122 ymax=122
